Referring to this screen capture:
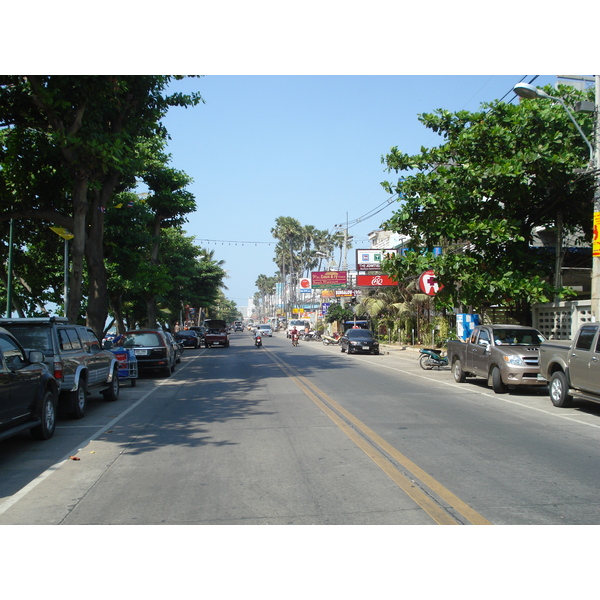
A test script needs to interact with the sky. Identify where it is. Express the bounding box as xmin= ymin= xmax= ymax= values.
xmin=156 ymin=74 xmax=561 ymax=309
